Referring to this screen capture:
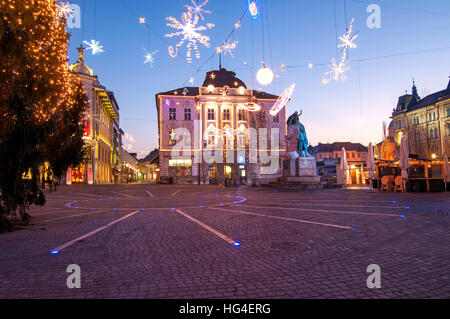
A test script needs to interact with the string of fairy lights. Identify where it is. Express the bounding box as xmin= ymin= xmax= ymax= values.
xmin=57 ymin=0 xmax=450 ymax=119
